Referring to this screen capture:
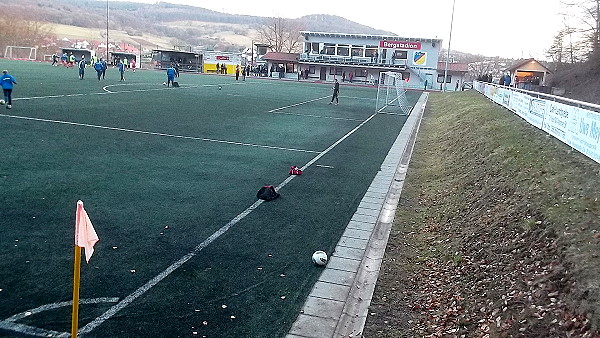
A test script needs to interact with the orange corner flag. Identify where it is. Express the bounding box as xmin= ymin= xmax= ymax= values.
xmin=75 ymin=200 xmax=99 ymax=263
